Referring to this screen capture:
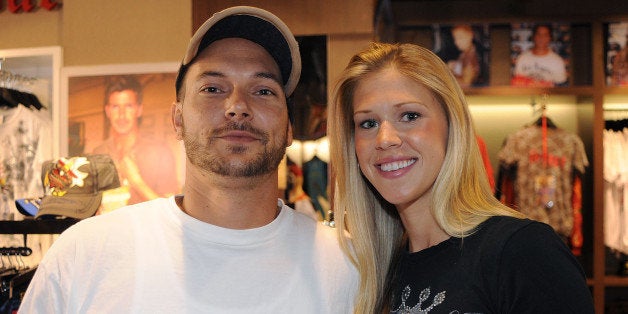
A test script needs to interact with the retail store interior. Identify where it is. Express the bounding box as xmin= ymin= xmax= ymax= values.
xmin=2 ymin=0 xmax=628 ymax=312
